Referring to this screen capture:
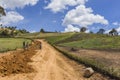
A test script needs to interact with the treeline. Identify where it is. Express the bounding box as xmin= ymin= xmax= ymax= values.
xmin=40 ymin=27 xmax=119 ymax=36
xmin=40 ymin=28 xmax=58 ymax=33
xmin=0 ymin=25 xmax=29 ymax=37
xmin=80 ymin=27 xmax=119 ymax=36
